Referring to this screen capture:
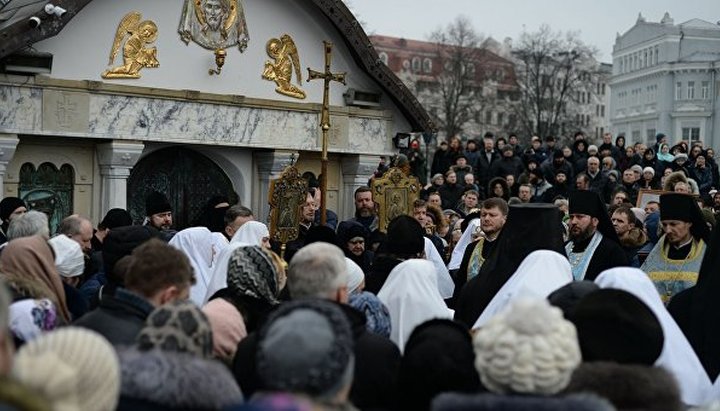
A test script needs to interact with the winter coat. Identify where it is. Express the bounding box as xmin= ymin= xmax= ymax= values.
xmin=73 ymin=288 xmax=154 ymax=346
xmin=563 ymin=362 xmax=682 ymax=411
xmin=475 ymin=150 xmax=499 ymax=188
xmin=364 ymin=255 xmax=404 ymax=295
xmin=431 ymin=392 xmax=615 ymax=411
xmin=116 ymin=348 xmax=243 ymax=411
xmin=438 ymin=183 xmax=465 ymax=210
xmin=691 ymin=166 xmax=714 ymax=195
xmin=490 ymin=156 xmax=524 ymax=180
xmin=232 ymin=303 xmax=401 ymax=411
xmin=431 ymin=149 xmax=451 ymax=177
